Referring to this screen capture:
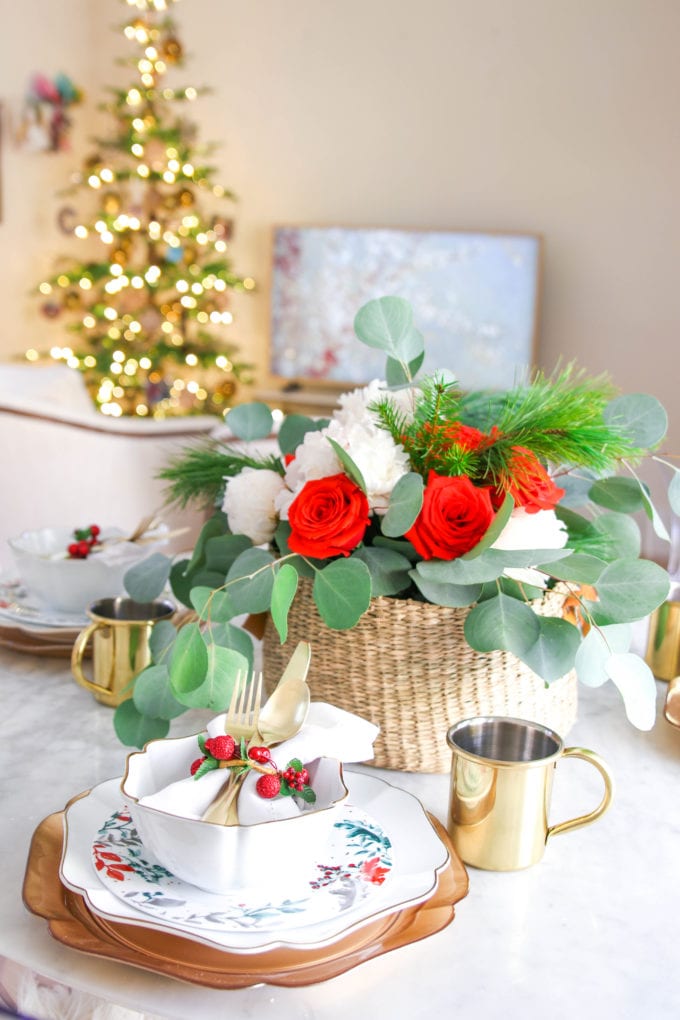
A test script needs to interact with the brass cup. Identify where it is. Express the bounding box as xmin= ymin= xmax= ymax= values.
xmin=71 ymin=596 xmax=175 ymax=707
xmin=645 ymin=600 xmax=680 ymax=681
xmin=446 ymin=716 xmax=613 ymax=871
